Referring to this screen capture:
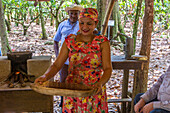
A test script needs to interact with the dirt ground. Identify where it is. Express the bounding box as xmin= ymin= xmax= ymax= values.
xmin=1 ymin=21 xmax=169 ymax=112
